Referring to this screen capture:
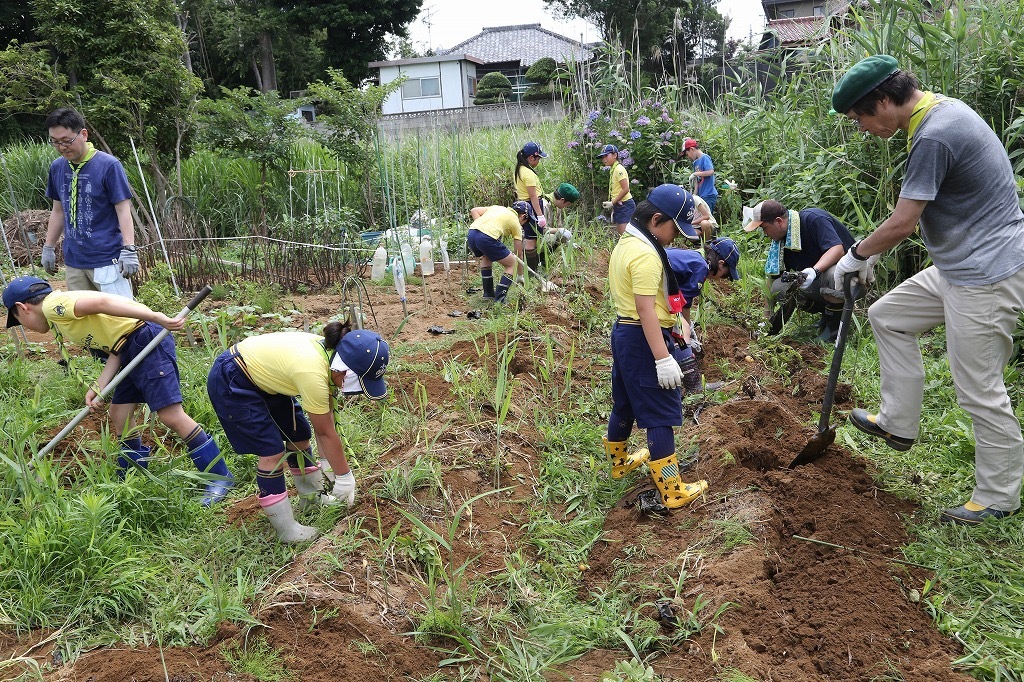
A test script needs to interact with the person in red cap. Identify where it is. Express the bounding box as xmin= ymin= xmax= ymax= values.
xmin=603 ymin=184 xmax=709 ymax=513
xmin=683 ymin=138 xmax=718 ymax=216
